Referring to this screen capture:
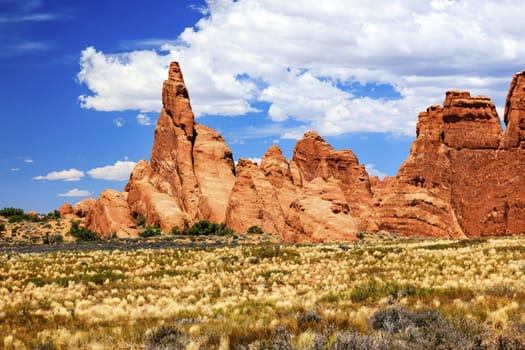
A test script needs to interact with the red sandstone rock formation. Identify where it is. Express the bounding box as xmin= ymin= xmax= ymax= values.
xmin=73 ymin=198 xmax=96 ymax=217
xmin=284 ymin=131 xmax=371 ymax=240
xmin=260 ymin=145 xmax=297 ymax=213
xmin=87 ymin=62 xmax=235 ymax=234
xmin=193 ymin=124 xmax=236 ymax=223
xmin=504 ymin=71 xmax=525 ymax=148
xmin=225 ymin=158 xmax=287 ymax=236
xmin=58 ymin=203 xmax=74 ymax=217
xmin=85 ymin=190 xmax=137 ymax=238
xmin=369 ymin=72 xmax=525 ymax=237
xmin=85 ymin=62 xmax=525 ymax=241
